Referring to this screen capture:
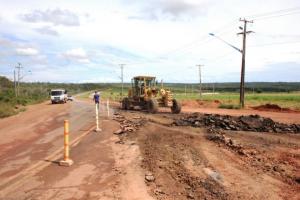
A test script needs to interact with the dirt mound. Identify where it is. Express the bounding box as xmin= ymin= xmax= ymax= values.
xmin=252 ymin=103 xmax=297 ymax=113
xmin=181 ymin=100 xmax=200 ymax=108
xmin=173 ymin=113 xmax=300 ymax=134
